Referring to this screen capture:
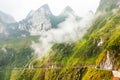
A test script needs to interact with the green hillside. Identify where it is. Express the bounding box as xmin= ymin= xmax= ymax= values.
xmin=0 ymin=36 xmax=39 ymax=80
xmin=1 ymin=0 xmax=120 ymax=80
xmin=13 ymin=1 xmax=120 ymax=80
